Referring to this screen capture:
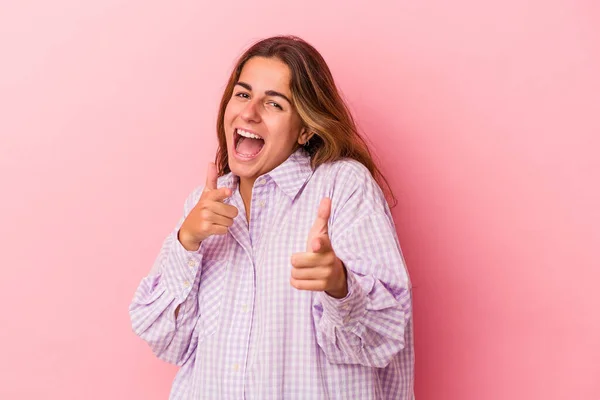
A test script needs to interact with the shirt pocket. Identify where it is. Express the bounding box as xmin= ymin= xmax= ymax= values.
xmin=197 ymin=258 xmax=228 ymax=340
